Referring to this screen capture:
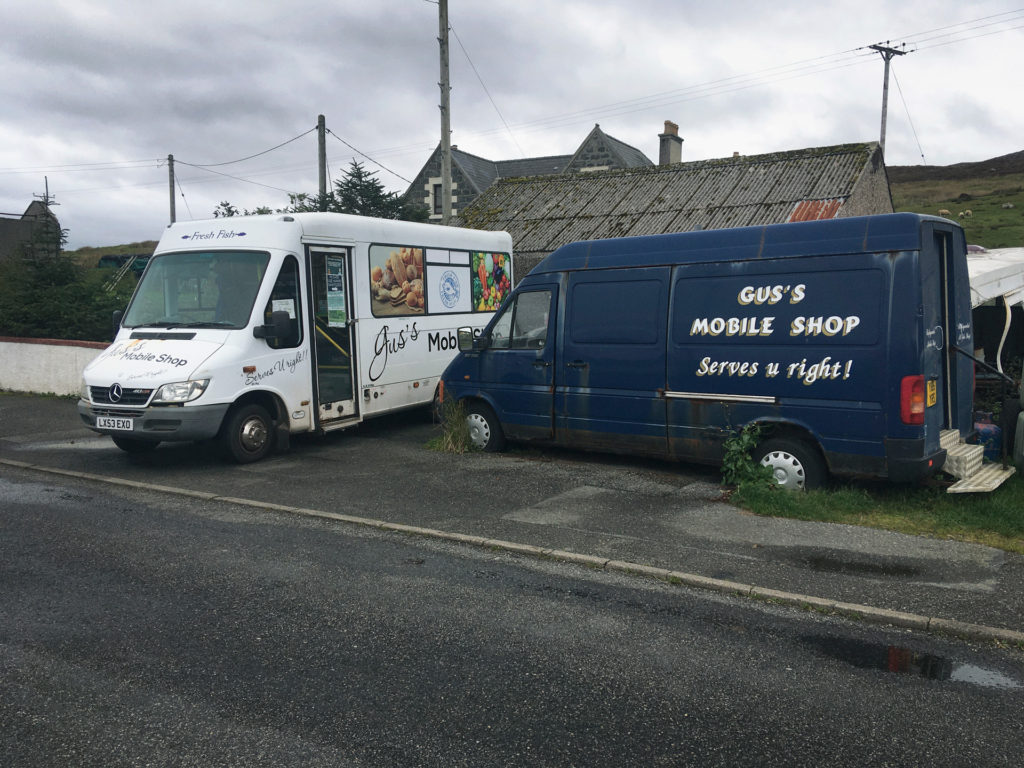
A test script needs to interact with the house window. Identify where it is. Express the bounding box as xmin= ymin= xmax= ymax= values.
xmin=426 ymin=177 xmax=458 ymax=219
